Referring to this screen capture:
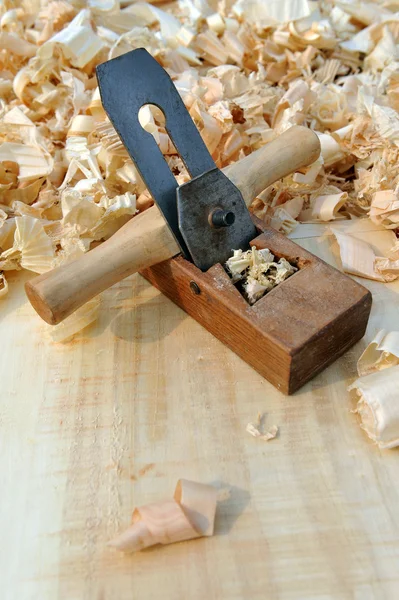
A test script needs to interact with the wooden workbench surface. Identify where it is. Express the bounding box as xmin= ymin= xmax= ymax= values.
xmin=1 ymin=222 xmax=399 ymax=600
